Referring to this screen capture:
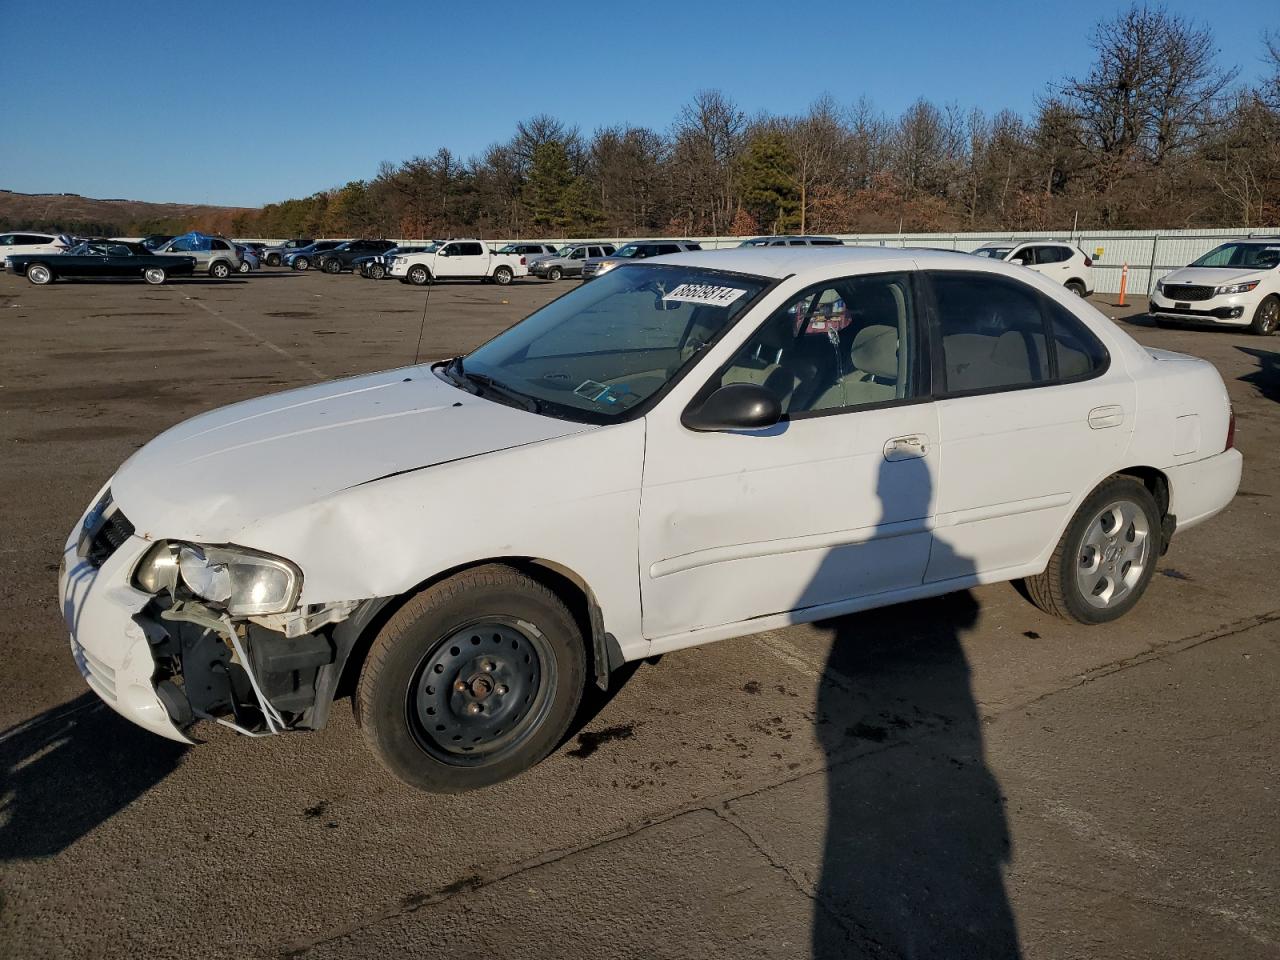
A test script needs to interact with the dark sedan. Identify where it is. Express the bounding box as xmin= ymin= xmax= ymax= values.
xmin=5 ymin=240 xmax=197 ymax=285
